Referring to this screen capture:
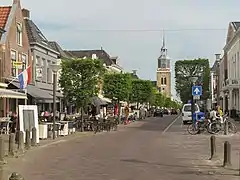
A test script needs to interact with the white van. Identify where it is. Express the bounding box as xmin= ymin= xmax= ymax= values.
xmin=182 ymin=103 xmax=200 ymax=124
